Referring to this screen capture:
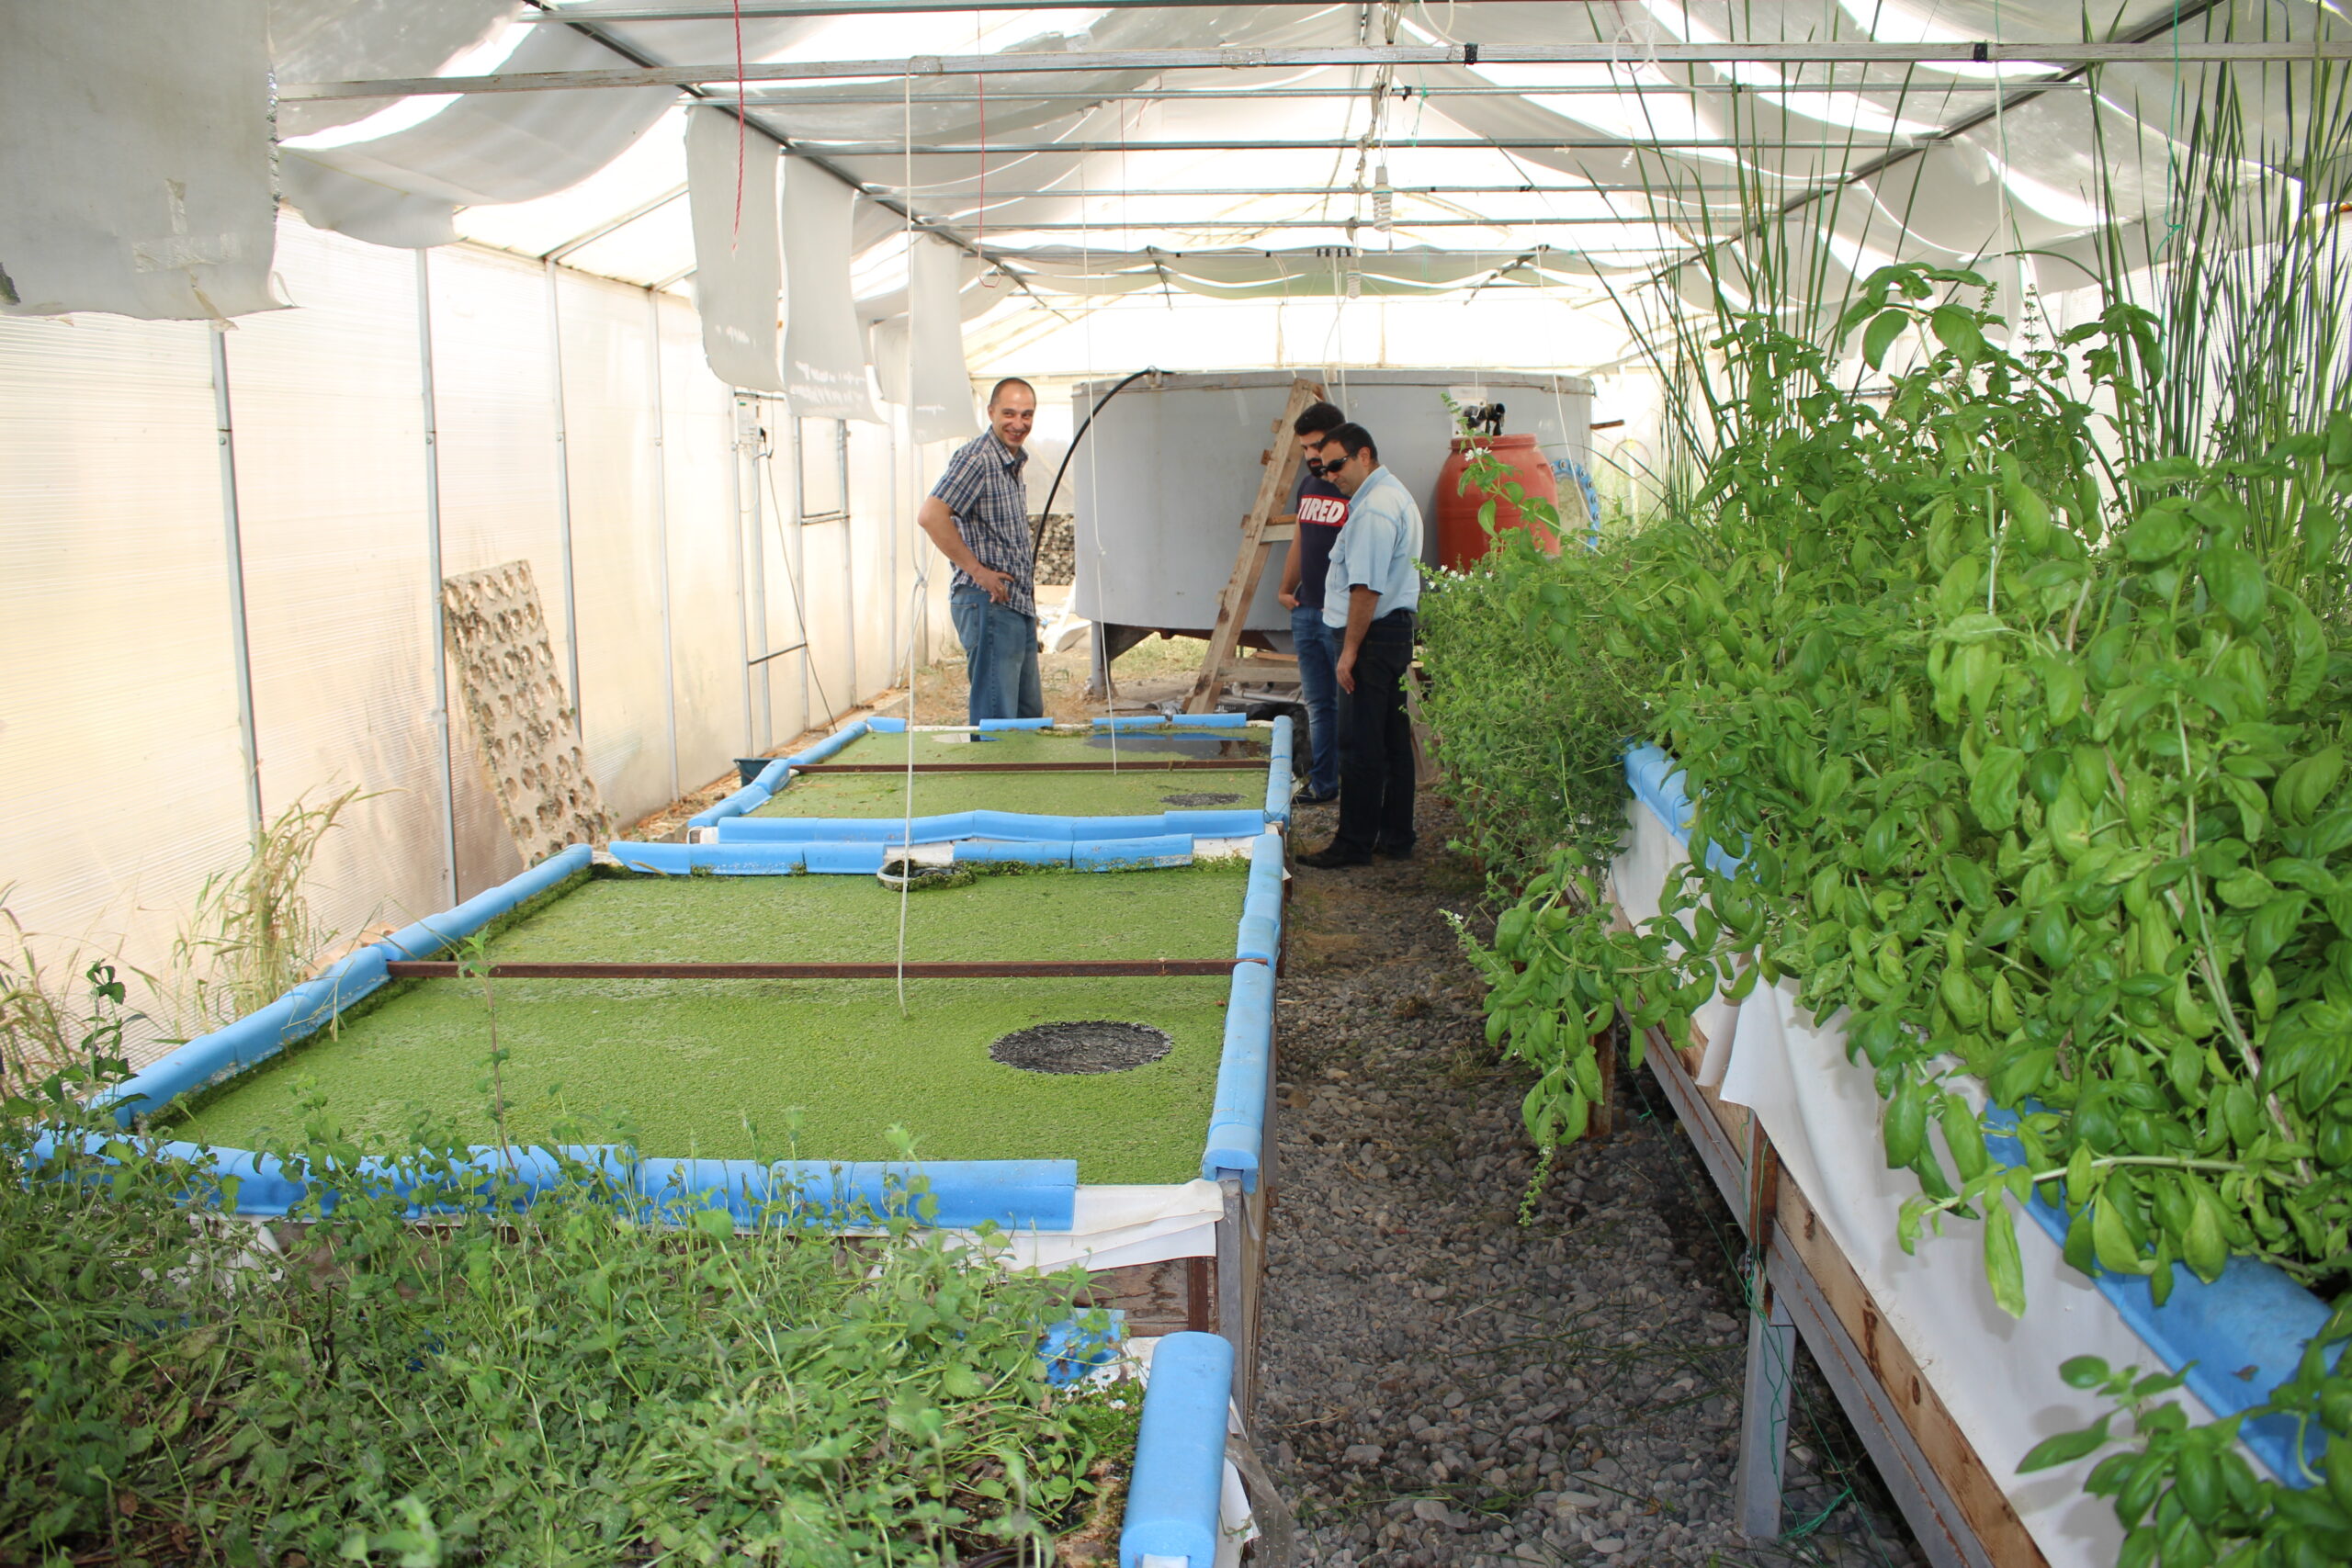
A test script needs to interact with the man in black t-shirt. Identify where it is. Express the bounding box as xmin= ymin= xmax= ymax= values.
xmin=1276 ymin=400 xmax=1350 ymax=804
